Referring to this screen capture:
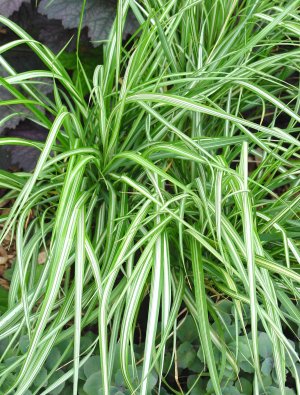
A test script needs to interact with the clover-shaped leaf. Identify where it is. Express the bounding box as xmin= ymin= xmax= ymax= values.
xmin=80 ymin=333 xmax=96 ymax=353
xmin=177 ymin=341 xmax=196 ymax=369
xmin=229 ymin=336 xmax=254 ymax=373
xmin=216 ymin=299 xmax=233 ymax=325
xmin=136 ymin=365 xmax=158 ymax=390
xmin=261 ymin=374 xmax=273 ymax=387
xmin=187 ymin=375 xmax=206 ymax=395
xmin=83 ymin=355 xmax=101 ymax=379
xmin=285 ymin=339 xmax=298 ymax=368
xmin=258 ymin=332 xmax=273 ymax=359
xmin=83 ymin=371 xmax=102 ymax=395
xmin=45 ymin=347 xmax=61 ymax=370
xmin=19 ymin=335 xmax=30 ymax=354
xmin=235 ymin=377 xmax=253 ymax=395
xmin=177 ymin=315 xmax=198 ymax=343
xmin=222 ymin=385 xmax=241 ymax=395
xmin=266 ymin=387 xmax=296 ymax=395
xmin=48 ymin=370 xmax=65 ymax=395
xmin=114 ymin=369 xmax=125 ymax=387
xmin=34 ymin=366 xmax=48 ymax=388
xmin=261 ymin=357 xmax=273 ymax=376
